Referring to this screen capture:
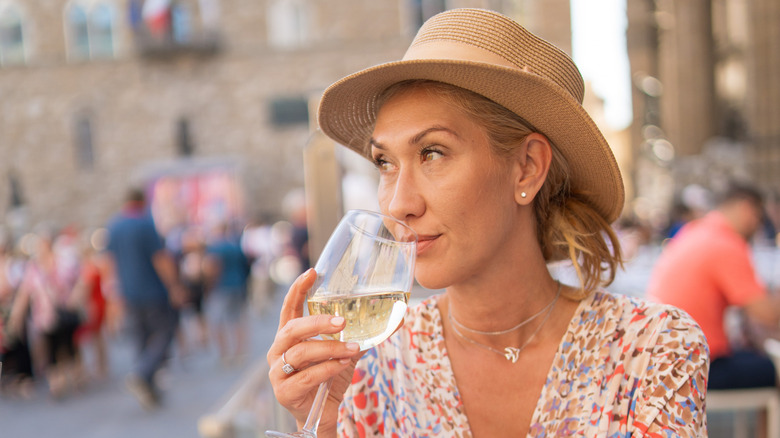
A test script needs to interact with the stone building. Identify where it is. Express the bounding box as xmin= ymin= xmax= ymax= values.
xmin=626 ymin=0 xmax=780 ymax=226
xmin=0 ymin=0 xmax=413 ymax=235
xmin=0 ymin=0 xmax=602 ymax=237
